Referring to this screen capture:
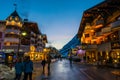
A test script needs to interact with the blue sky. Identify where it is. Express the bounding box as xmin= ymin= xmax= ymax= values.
xmin=0 ymin=0 xmax=104 ymax=49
